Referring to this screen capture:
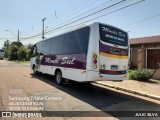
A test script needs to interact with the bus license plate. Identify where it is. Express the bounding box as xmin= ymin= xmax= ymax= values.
xmin=111 ymin=65 xmax=118 ymax=70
